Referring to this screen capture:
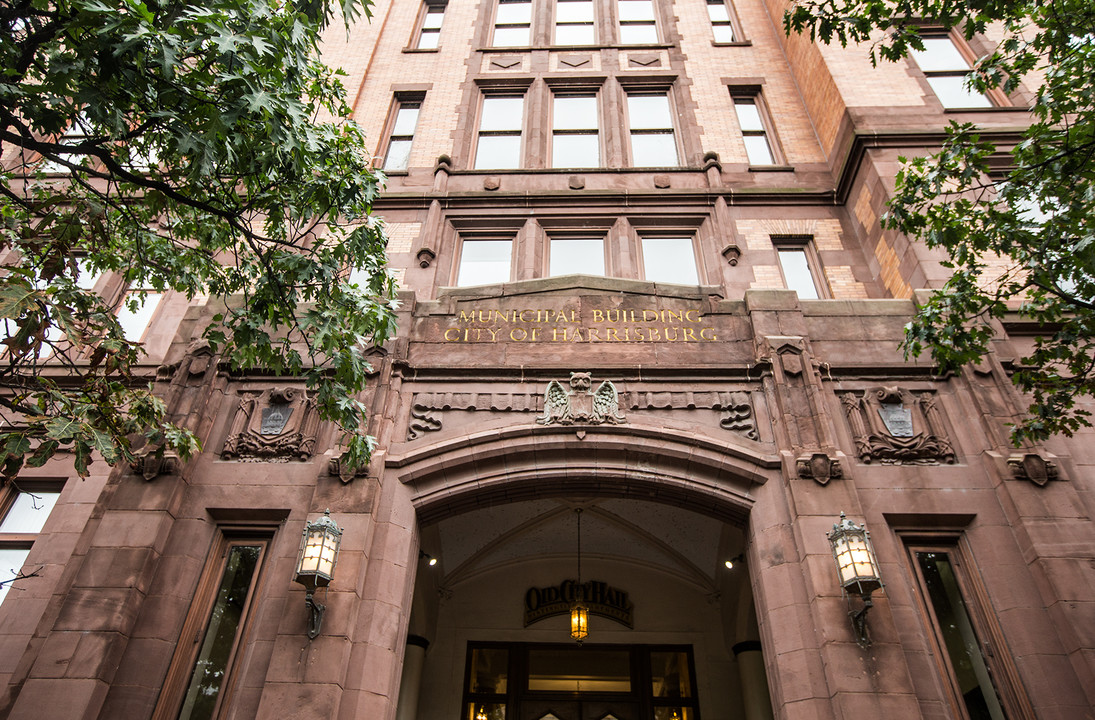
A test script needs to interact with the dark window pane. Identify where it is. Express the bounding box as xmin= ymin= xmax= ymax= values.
xmin=466 ymin=703 xmax=506 ymax=720
xmin=177 ymin=544 xmax=262 ymax=720
xmin=651 ymin=650 xmax=693 ymax=697
xmin=916 ymin=551 xmax=1007 ymax=720
xmin=528 ymin=648 xmax=631 ymax=692
xmin=468 ymin=647 xmax=509 ymax=693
